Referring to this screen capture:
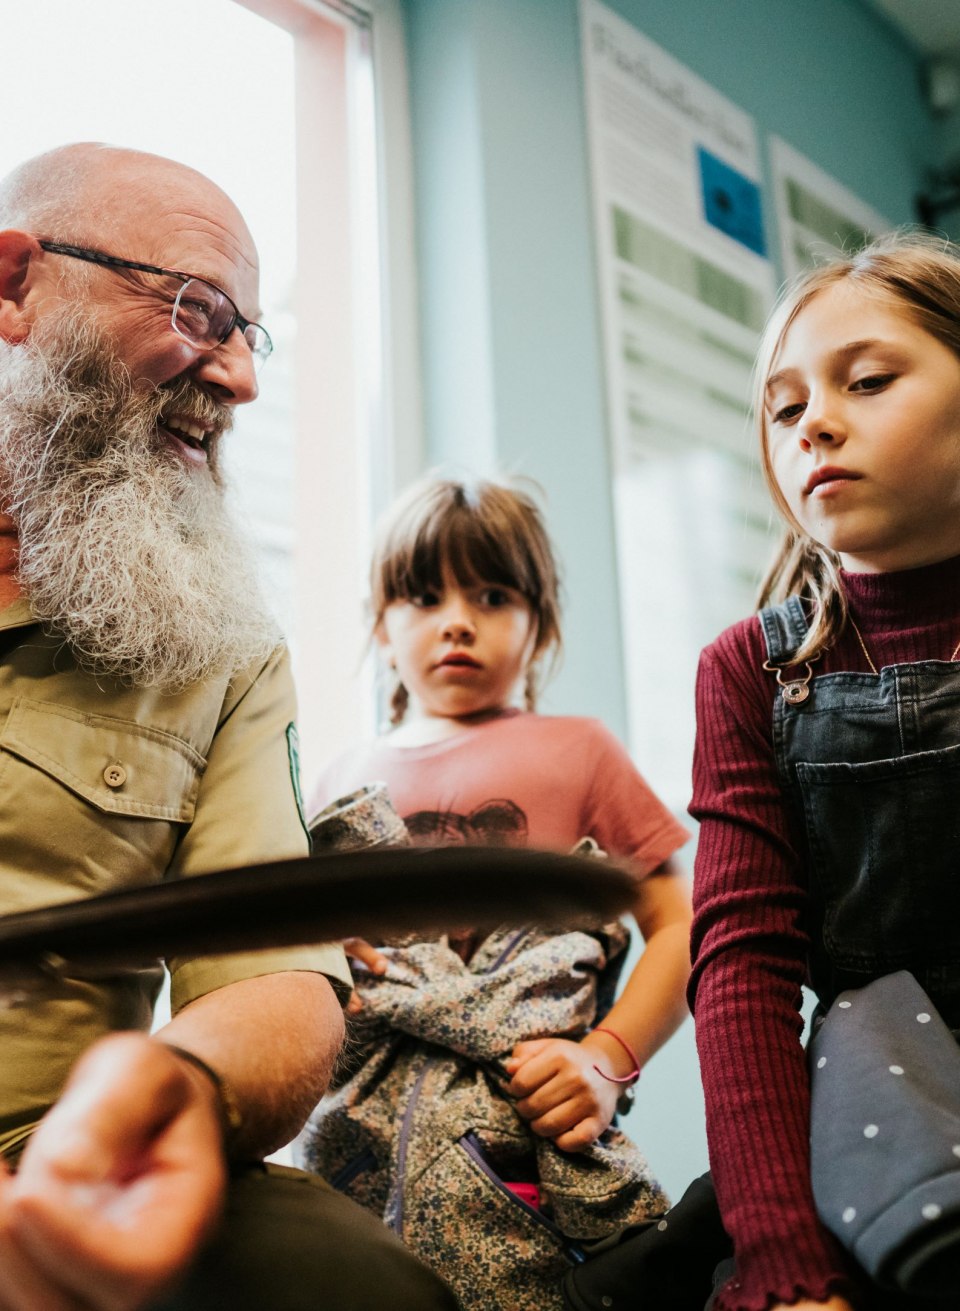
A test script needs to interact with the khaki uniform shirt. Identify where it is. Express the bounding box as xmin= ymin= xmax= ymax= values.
xmin=0 ymin=599 xmax=350 ymax=1159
